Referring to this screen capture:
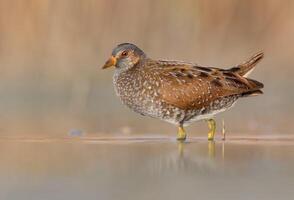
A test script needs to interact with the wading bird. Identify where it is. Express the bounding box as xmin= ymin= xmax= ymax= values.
xmin=102 ymin=43 xmax=264 ymax=141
